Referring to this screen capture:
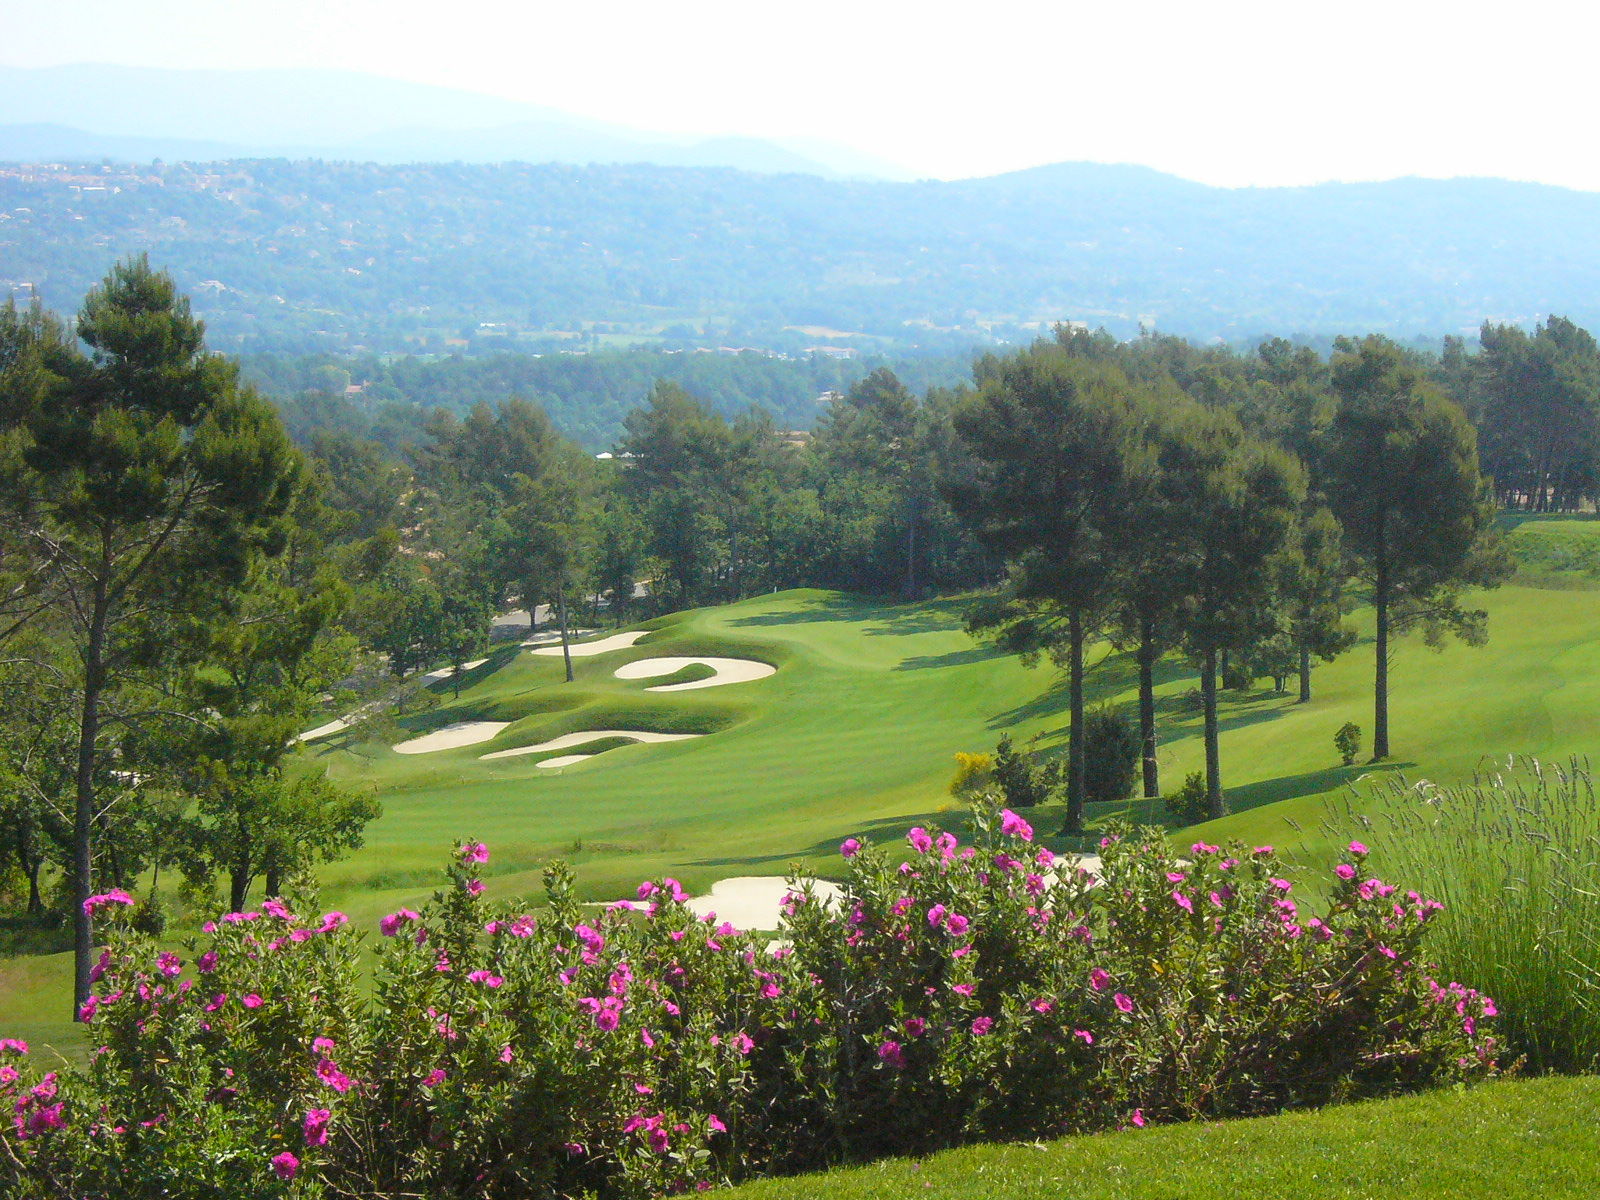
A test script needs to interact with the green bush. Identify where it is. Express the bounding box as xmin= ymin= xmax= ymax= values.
xmin=1335 ymin=722 xmax=1362 ymax=766
xmin=1 ymin=809 xmax=1499 ymax=1198
xmin=1083 ymin=708 xmax=1138 ymax=805
xmin=1165 ymin=771 xmax=1209 ymax=823
xmin=991 ymin=734 xmax=1057 ymax=808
